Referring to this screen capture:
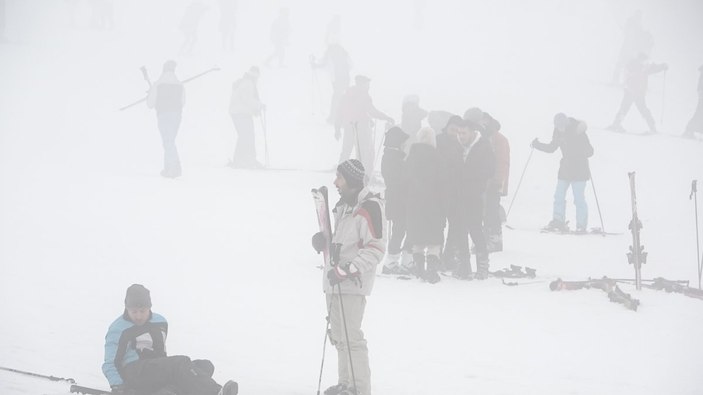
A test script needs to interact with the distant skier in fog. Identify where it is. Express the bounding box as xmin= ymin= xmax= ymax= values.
xmin=147 ymin=60 xmax=185 ymax=179
xmin=532 ymin=113 xmax=593 ymax=233
xmin=218 ymin=0 xmax=238 ymax=52
xmin=405 ymin=127 xmax=445 ymax=284
xmin=265 ymin=8 xmax=290 ymax=67
xmin=481 ymin=113 xmax=510 ymax=252
xmin=336 ymin=75 xmax=394 ymax=179
xmin=311 ymin=43 xmax=351 ymax=127
xmin=381 ymin=126 xmax=412 ymax=275
xmin=180 ymin=1 xmax=209 ymax=55
xmin=325 ymin=14 xmax=341 ymax=46
xmin=612 ymin=10 xmax=653 ymax=85
xmin=607 ymin=53 xmax=667 ymax=134
xmin=228 ymin=67 xmax=265 ymax=169
xmin=400 ymin=94 xmax=428 ymax=148
xmin=683 ymin=65 xmax=703 ymax=139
